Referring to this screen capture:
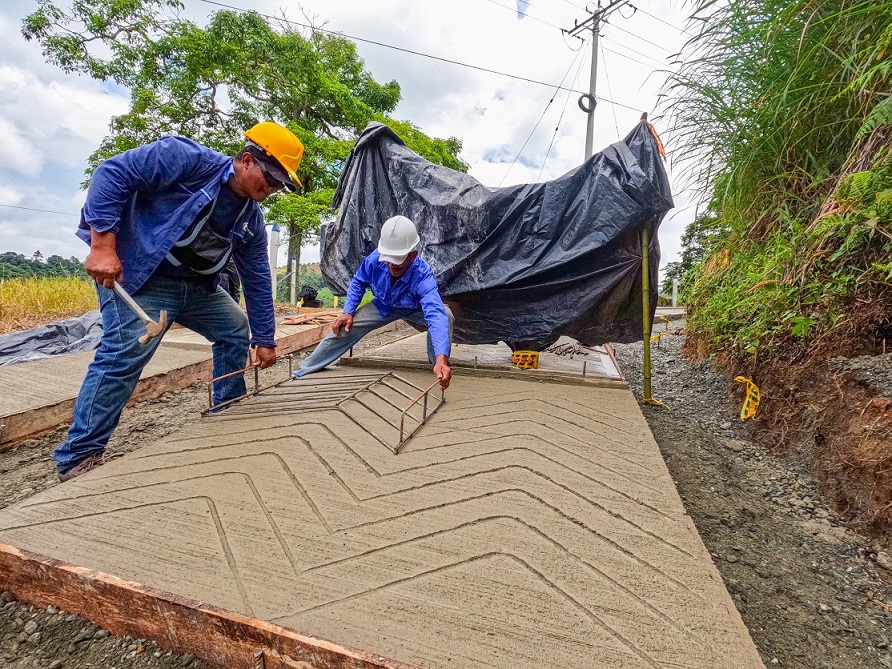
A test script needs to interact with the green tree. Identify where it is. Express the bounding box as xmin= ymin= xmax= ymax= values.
xmin=23 ymin=0 xmax=467 ymax=300
xmin=661 ymin=211 xmax=729 ymax=296
xmin=265 ymin=188 xmax=334 ymax=299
